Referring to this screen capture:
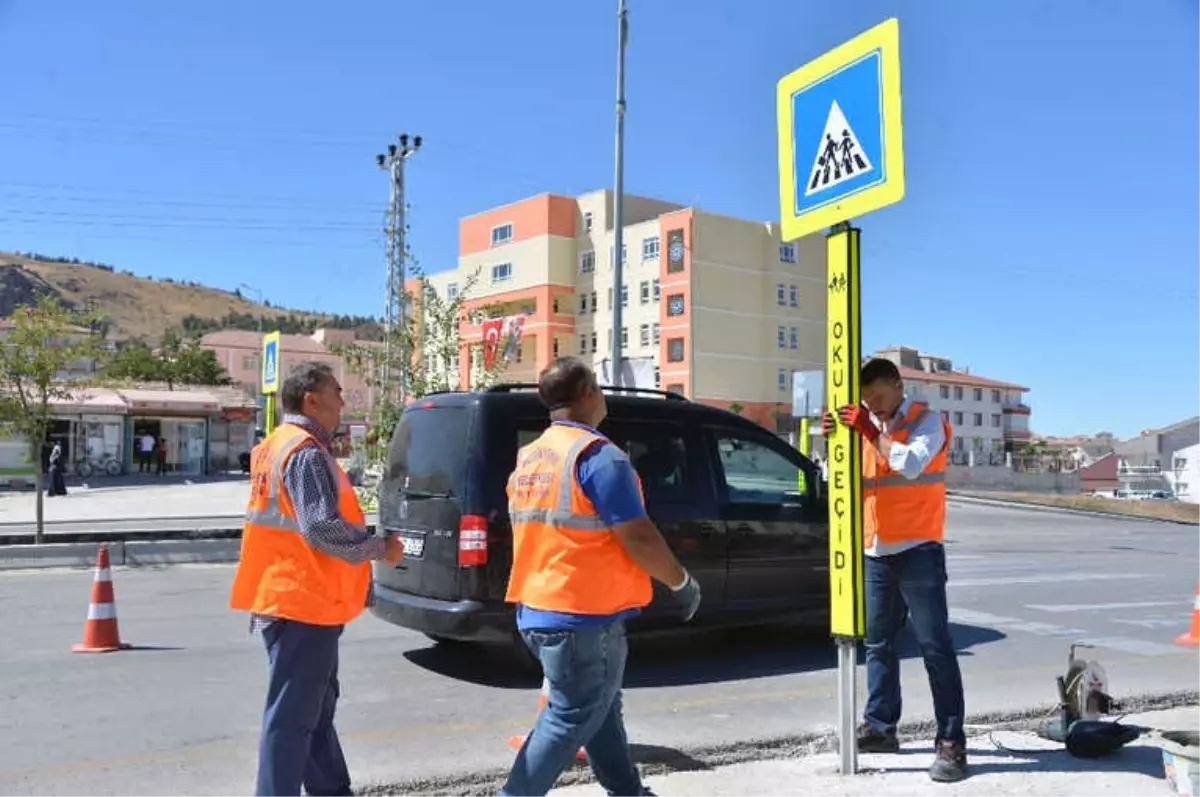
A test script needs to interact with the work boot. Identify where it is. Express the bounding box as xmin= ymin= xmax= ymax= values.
xmin=856 ymin=722 xmax=900 ymax=753
xmin=929 ymin=739 xmax=968 ymax=782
